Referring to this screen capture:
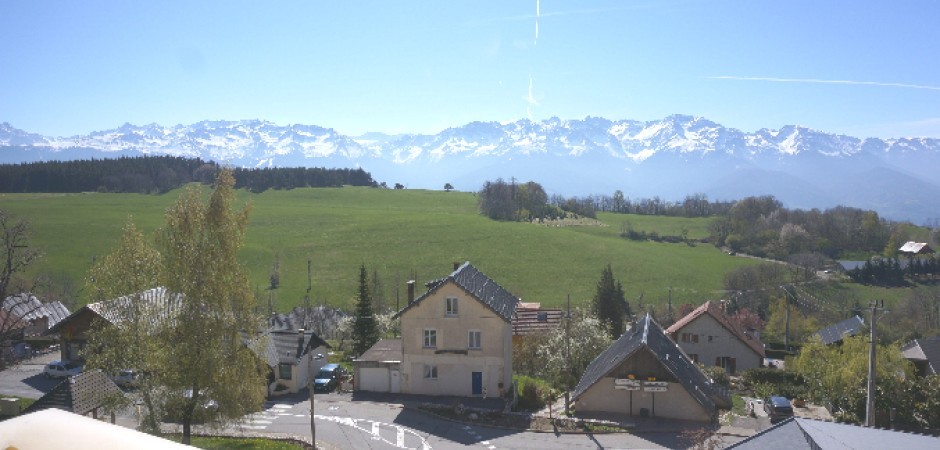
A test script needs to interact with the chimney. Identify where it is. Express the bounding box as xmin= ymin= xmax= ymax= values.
xmin=297 ymin=328 xmax=306 ymax=357
xmin=453 ymin=261 xmax=461 ymax=271
xmin=407 ymin=280 xmax=415 ymax=304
